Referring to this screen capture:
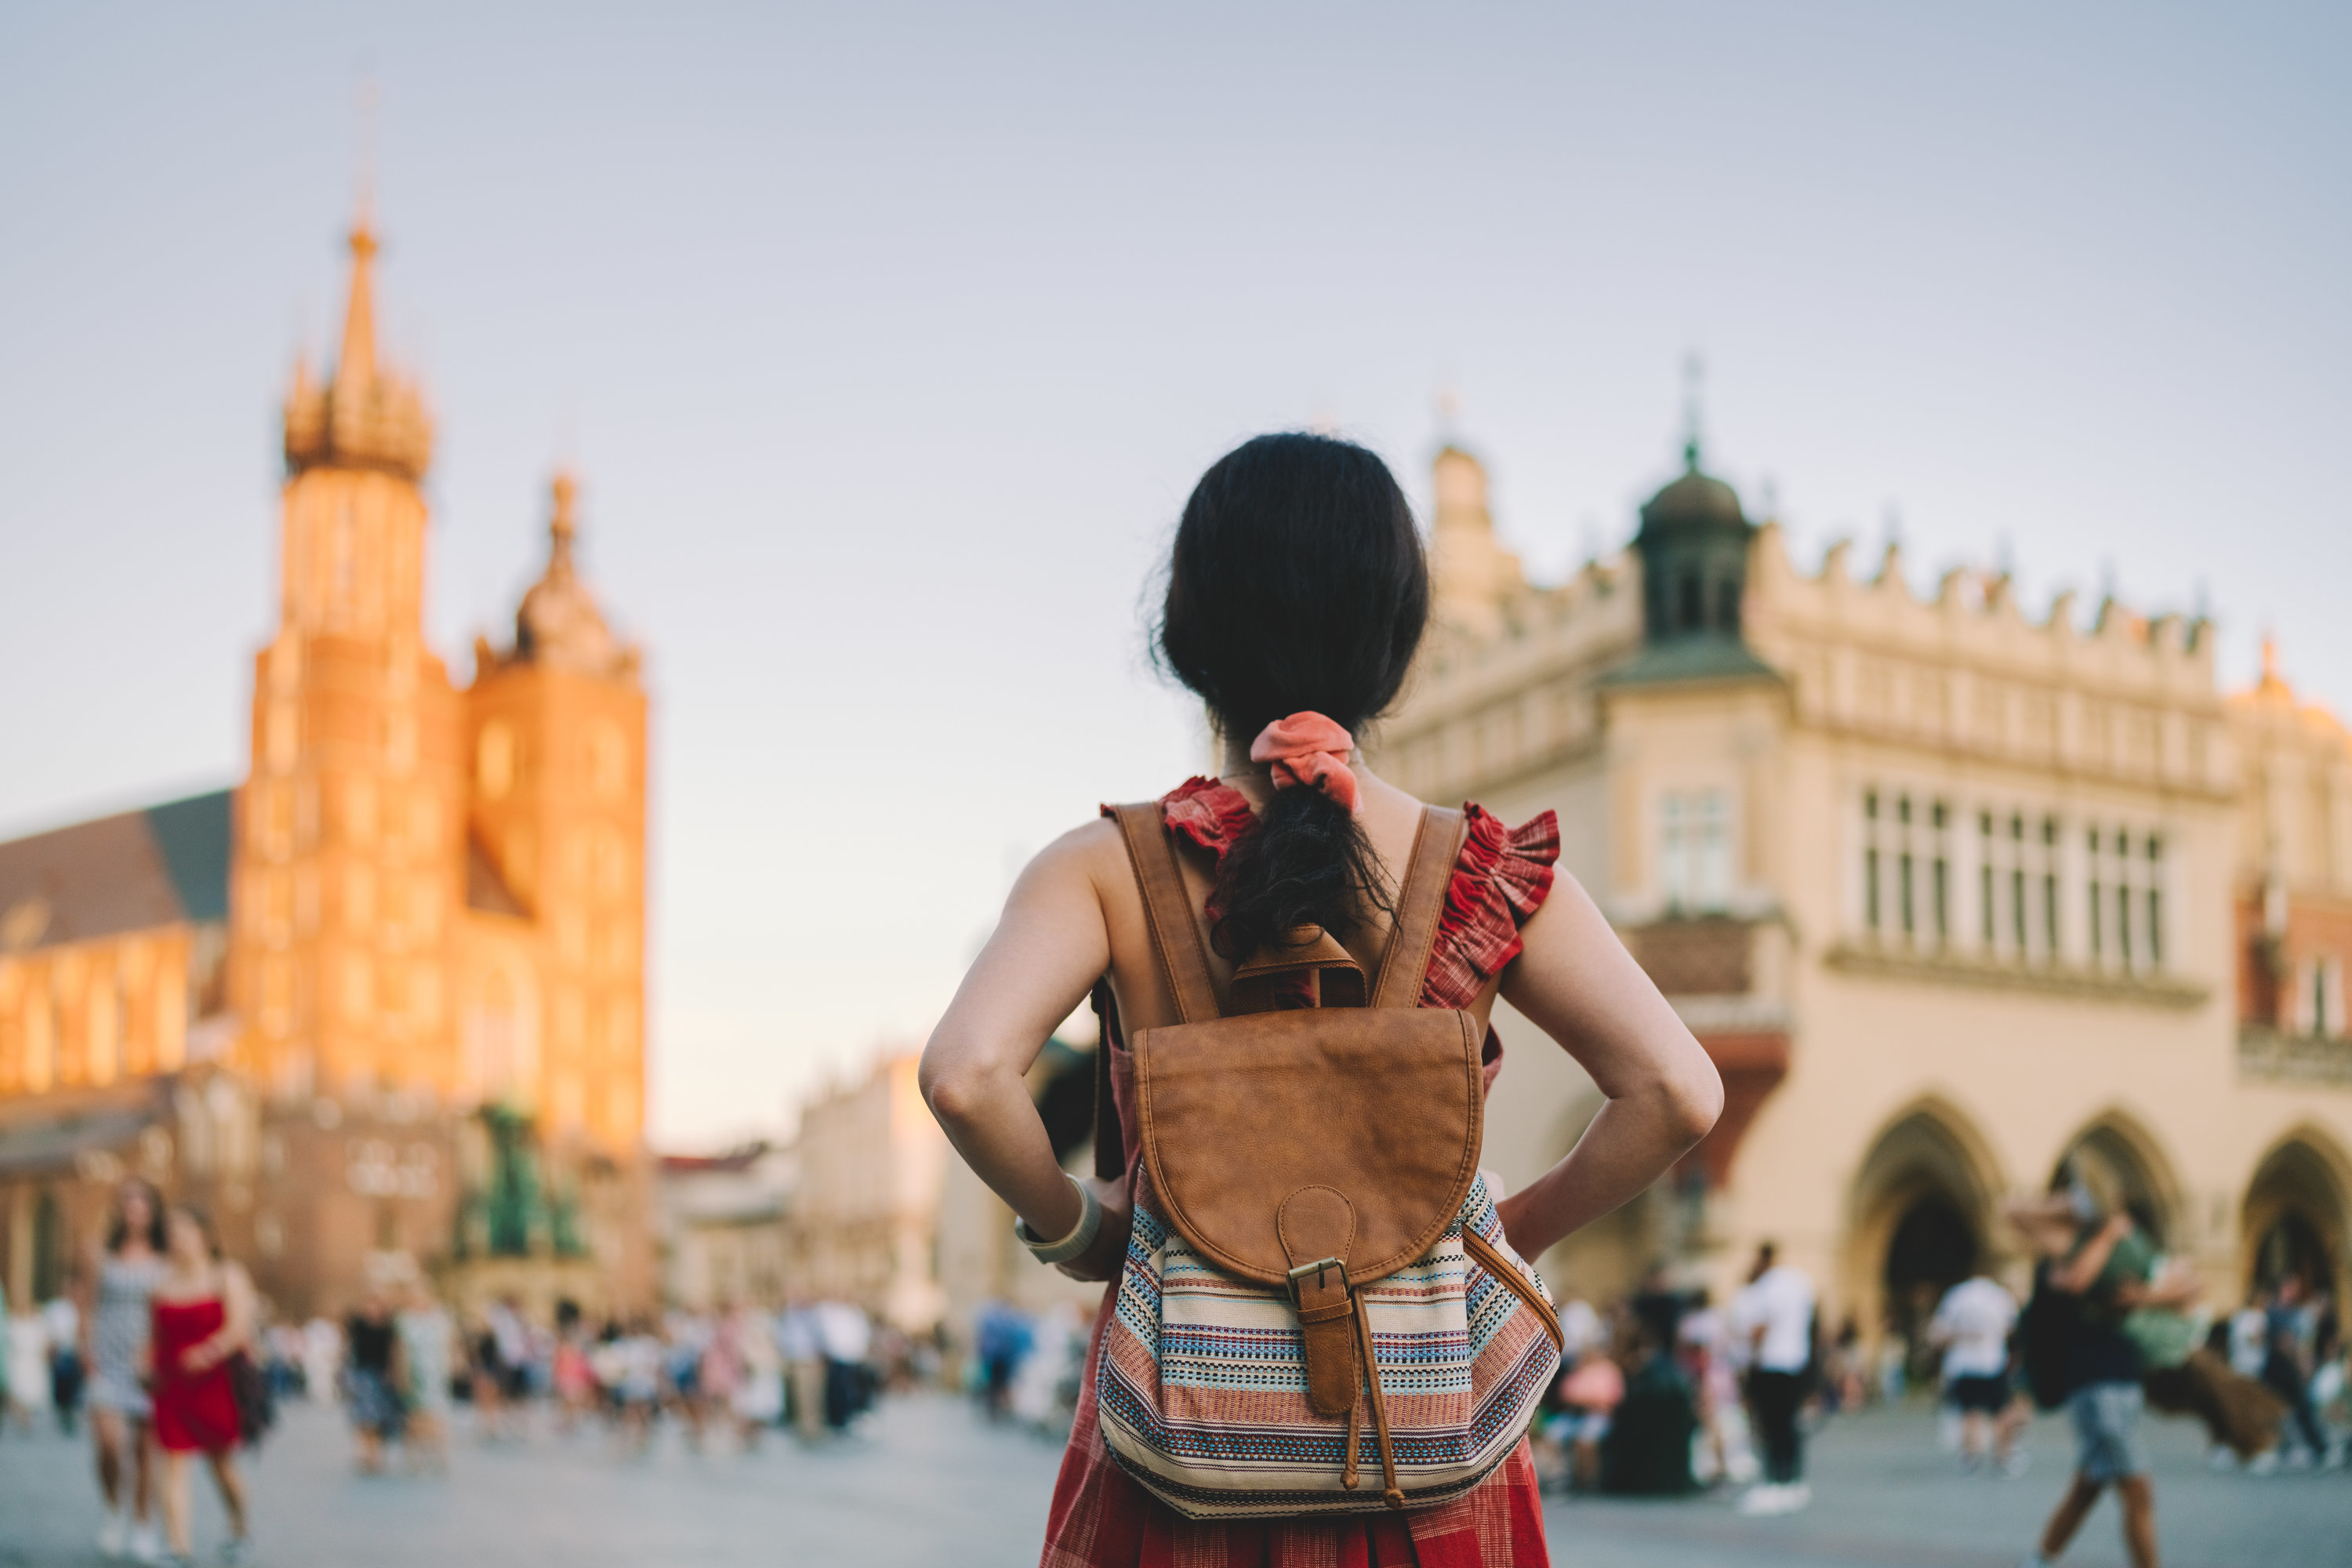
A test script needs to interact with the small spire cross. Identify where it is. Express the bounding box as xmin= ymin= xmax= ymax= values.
xmin=1681 ymin=354 xmax=1704 ymax=472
